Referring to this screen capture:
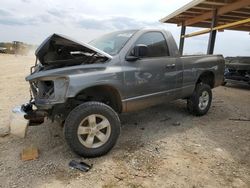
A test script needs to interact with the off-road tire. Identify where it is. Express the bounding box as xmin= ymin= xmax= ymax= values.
xmin=187 ymin=83 xmax=212 ymax=116
xmin=64 ymin=101 xmax=121 ymax=158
